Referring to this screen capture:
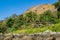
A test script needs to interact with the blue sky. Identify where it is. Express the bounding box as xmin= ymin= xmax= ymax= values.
xmin=0 ymin=0 xmax=57 ymax=20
